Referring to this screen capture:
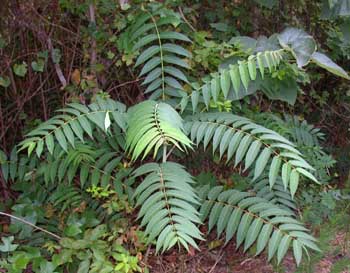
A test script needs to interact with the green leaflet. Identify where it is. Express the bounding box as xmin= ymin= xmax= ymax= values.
xmin=220 ymin=70 xmax=231 ymax=98
xmin=253 ymin=147 xmax=272 ymax=180
xmin=236 ymin=213 xmax=253 ymax=248
xmin=163 ymin=55 xmax=189 ymax=68
xmin=277 ymin=235 xmax=292 ymax=264
xmin=140 ymin=57 xmax=161 ymax=76
xmin=143 ymin=68 xmax=162 ymax=85
xmin=238 ymin=62 xmax=250 ymax=90
xmin=164 ymin=76 xmax=183 ymax=89
xmin=62 ymin=124 xmax=75 ymax=148
xmin=290 ymin=169 xmax=300 ymax=198
xmin=244 ymin=218 xmax=263 ymax=251
xmin=135 ymin=45 xmax=161 ymax=67
xmin=202 ymin=83 xmax=210 ymax=109
xmin=229 ymin=65 xmax=241 ymax=94
xmin=211 ymin=77 xmax=220 ymax=102
xmin=46 ymin=134 xmax=55 ymax=154
xmin=217 ymin=205 xmax=233 ymax=236
xmin=282 ymin=162 xmax=292 ymax=189
xmin=244 ymin=140 xmax=262 ymax=171
xmin=268 ymin=230 xmax=283 ymax=261
xmin=269 ymin=156 xmax=282 ymax=188
xmin=164 ymin=66 xmax=189 ymax=83
xmin=180 ymin=95 xmax=188 ymax=113
xmin=257 ymin=52 xmax=265 ymax=78
xmin=54 ymin=129 xmax=68 ymax=152
xmin=225 ymin=209 xmax=243 ymax=243
xmin=235 ymin=135 xmax=253 ymax=166
xmin=293 ymin=240 xmax=303 ymax=266
xmin=133 ymin=33 xmax=158 ymax=51
xmin=0 ymin=150 xmax=8 ymax=181
xmin=256 ymin=224 xmax=273 ymax=255
xmin=191 ymin=91 xmax=199 ymax=113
